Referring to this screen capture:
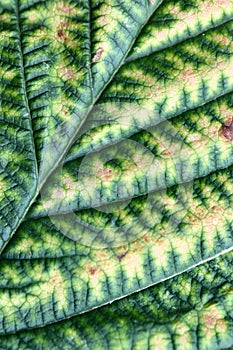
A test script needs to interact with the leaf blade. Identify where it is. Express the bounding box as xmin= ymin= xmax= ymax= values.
xmin=1 ymin=0 xmax=233 ymax=346
xmin=0 ymin=1 xmax=38 ymax=250
xmin=2 ymin=250 xmax=233 ymax=349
